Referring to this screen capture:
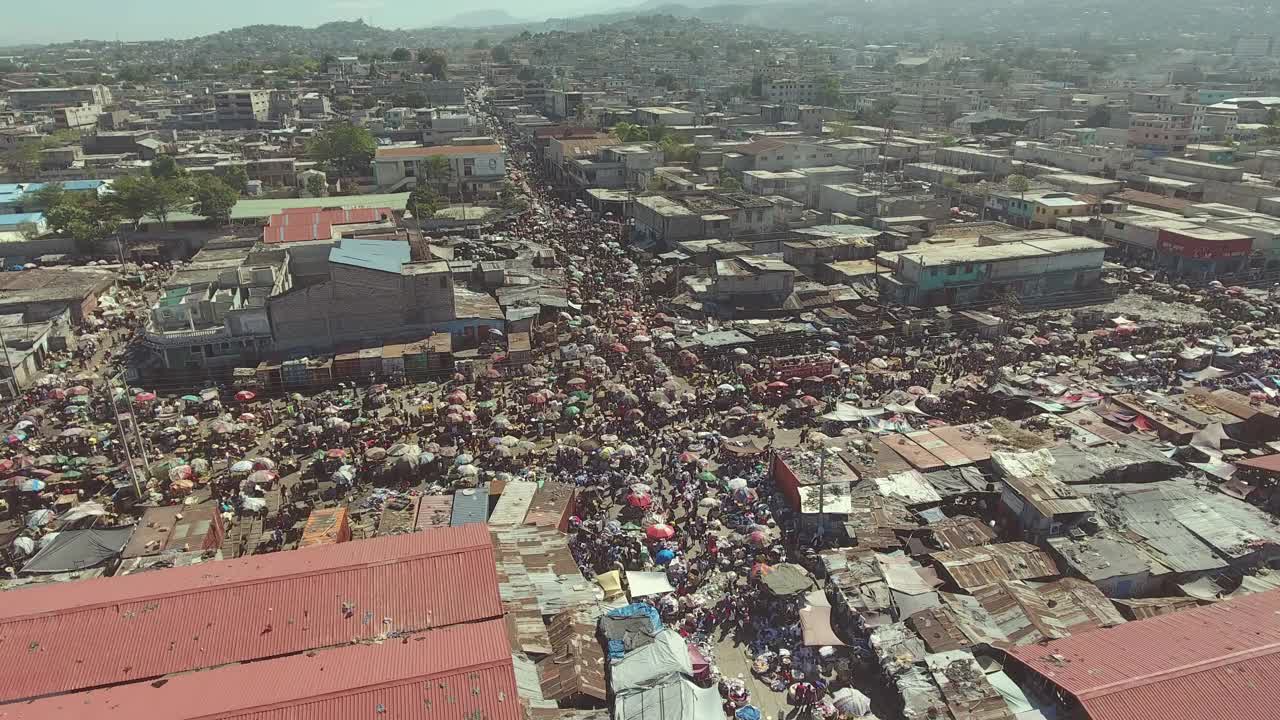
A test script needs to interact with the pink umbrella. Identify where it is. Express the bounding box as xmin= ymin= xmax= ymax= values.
xmin=446 ymin=390 xmax=468 ymax=404
xmin=678 ymin=451 xmax=700 ymax=463
xmin=646 ymin=523 xmax=675 ymax=540
xmin=67 ymin=386 xmax=91 ymax=396
xmin=134 ymin=391 xmax=157 ymax=403
xmin=235 ymin=390 xmax=256 ymax=402
xmin=610 ymin=342 xmax=629 ymax=353
xmin=800 ymin=395 xmax=820 ymax=407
